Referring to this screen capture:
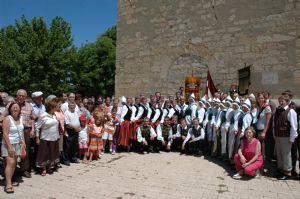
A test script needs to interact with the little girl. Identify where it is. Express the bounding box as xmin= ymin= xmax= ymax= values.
xmin=88 ymin=115 xmax=103 ymax=162
xmin=102 ymin=108 xmax=119 ymax=155
xmin=78 ymin=115 xmax=88 ymax=163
